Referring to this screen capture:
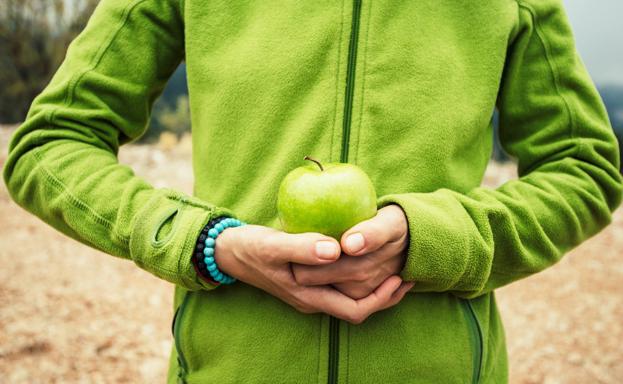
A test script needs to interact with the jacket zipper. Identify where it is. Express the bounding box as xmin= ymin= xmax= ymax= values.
xmin=328 ymin=316 xmax=340 ymax=384
xmin=329 ymin=1 xmax=363 ymax=384
xmin=340 ymin=0 xmax=363 ymax=164
xmin=172 ymin=291 xmax=191 ymax=384
xmin=460 ymin=299 xmax=483 ymax=384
